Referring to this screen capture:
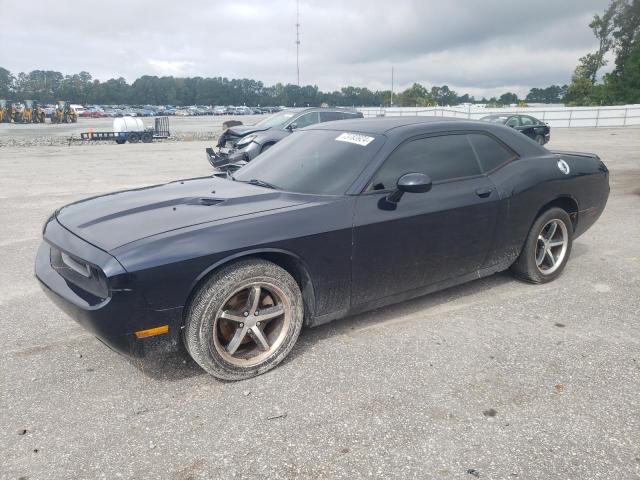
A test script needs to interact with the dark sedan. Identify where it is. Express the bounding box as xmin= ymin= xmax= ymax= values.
xmin=206 ymin=107 xmax=363 ymax=171
xmin=36 ymin=117 xmax=609 ymax=380
xmin=480 ymin=114 xmax=550 ymax=145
